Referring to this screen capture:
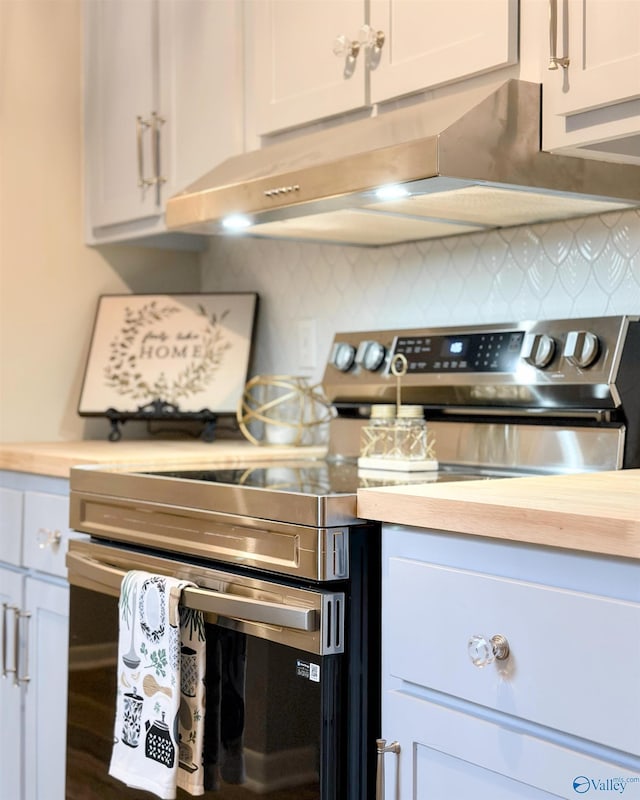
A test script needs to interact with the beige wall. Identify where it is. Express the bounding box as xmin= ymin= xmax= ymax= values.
xmin=3 ymin=1 xmax=639 ymax=443
xmin=0 ymin=0 xmax=199 ymax=443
